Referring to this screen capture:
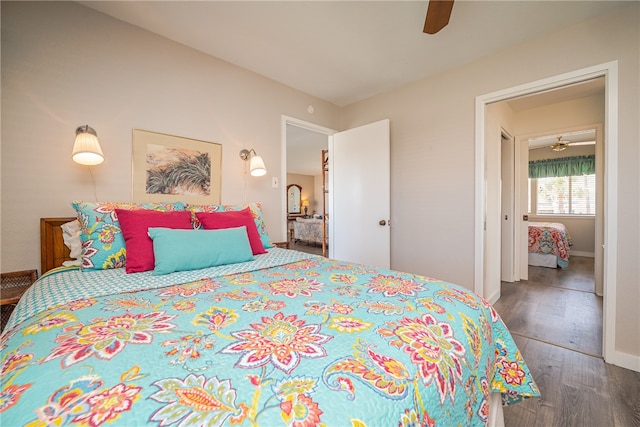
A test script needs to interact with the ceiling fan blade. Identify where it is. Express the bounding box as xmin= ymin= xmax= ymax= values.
xmin=568 ymin=141 xmax=596 ymax=146
xmin=423 ymin=0 xmax=454 ymax=34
